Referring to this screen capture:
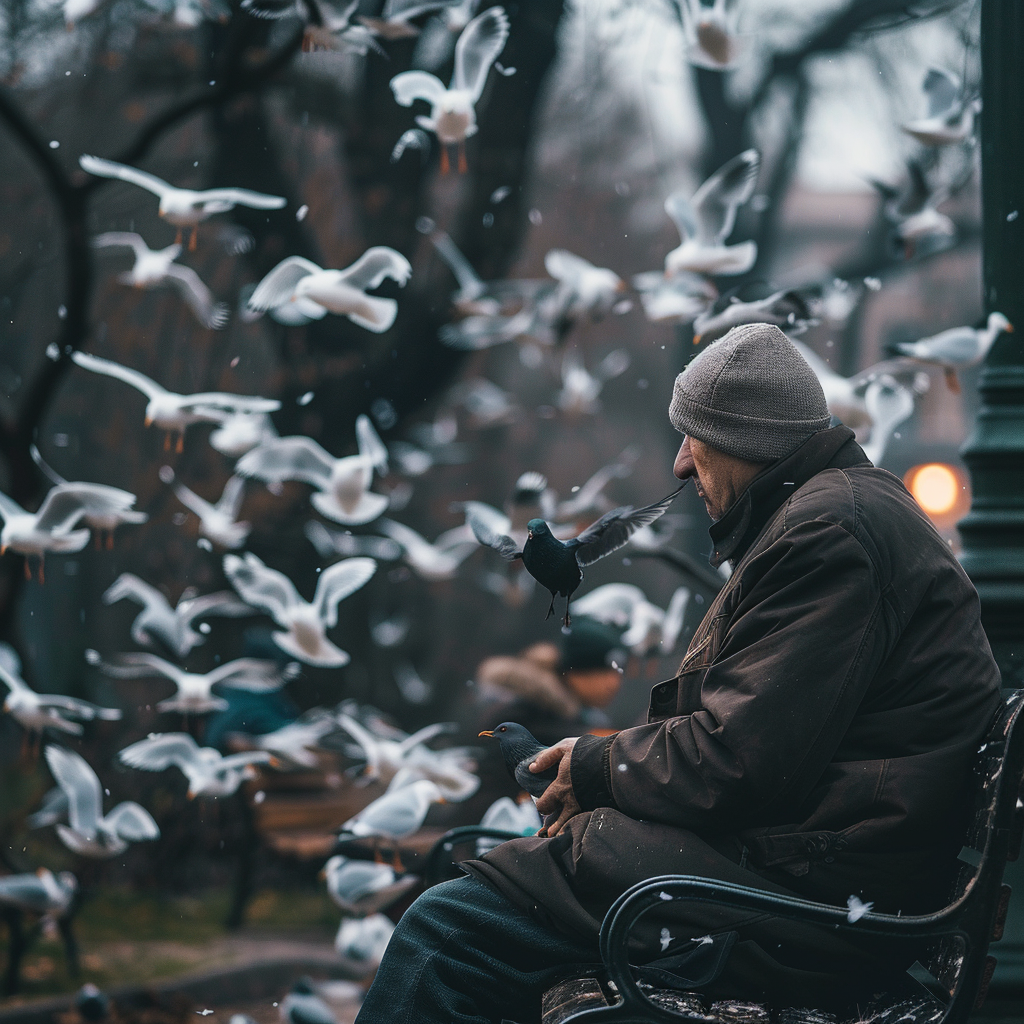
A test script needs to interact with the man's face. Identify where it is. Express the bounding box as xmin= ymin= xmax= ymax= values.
xmin=674 ymin=435 xmax=766 ymax=521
